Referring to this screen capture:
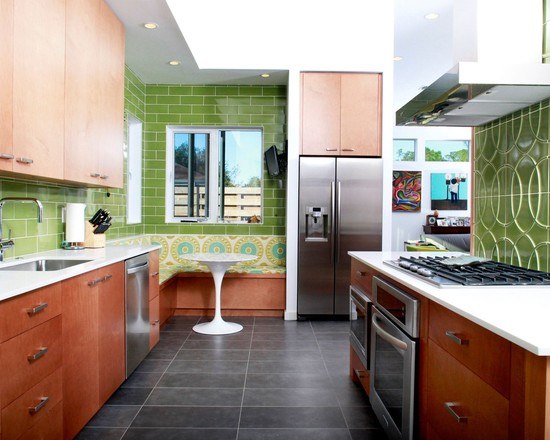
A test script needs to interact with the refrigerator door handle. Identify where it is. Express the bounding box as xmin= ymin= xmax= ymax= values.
xmin=336 ymin=181 xmax=341 ymax=263
xmin=331 ymin=181 xmax=336 ymax=264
